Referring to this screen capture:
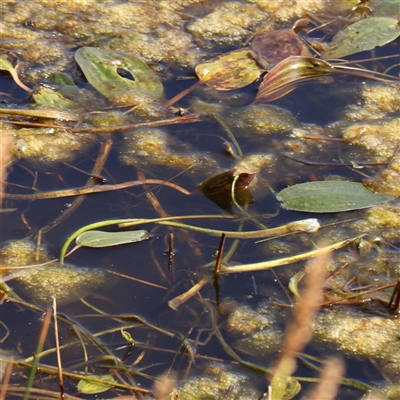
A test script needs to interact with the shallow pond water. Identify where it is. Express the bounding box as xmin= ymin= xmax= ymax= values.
xmin=1 ymin=1 xmax=400 ymax=399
